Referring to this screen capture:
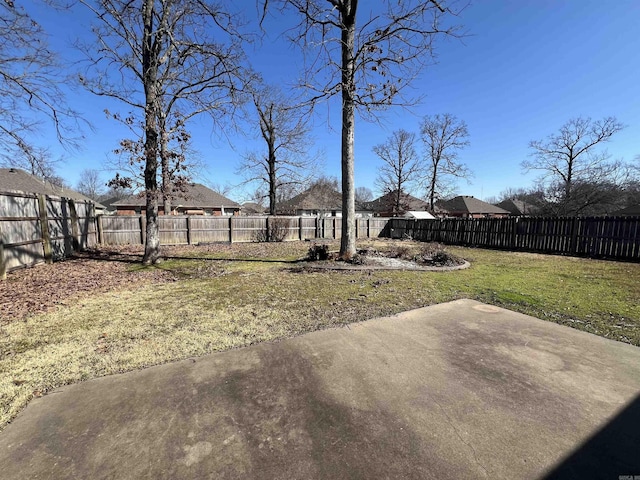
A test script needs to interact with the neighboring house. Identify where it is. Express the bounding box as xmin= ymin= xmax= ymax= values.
xmin=0 ymin=168 xmax=106 ymax=213
xmin=276 ymin=183 xmax=369 ymax=217
xmin=440 ymin=195 xmax=510 ymax=218
xmin=97 ymin=196 xmax=123 ymax=215
xmin=610 ymin=204 xmax=640 ymax=216
xmin=496 ymin=198 xmax=540 ymax=216
xmin=241 ymin=202 xmax=267 ymax=215
xmin=364 ymin=190 xmax=429 ymax=217
xmin=112 ymin=183 xmax=241 ymax=216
